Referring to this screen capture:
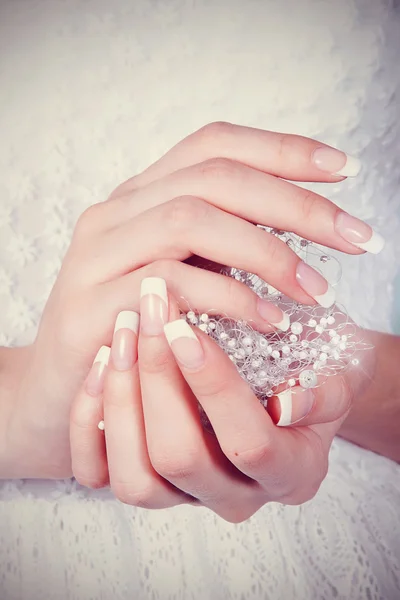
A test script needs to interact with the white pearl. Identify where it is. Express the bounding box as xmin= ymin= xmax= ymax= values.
xmin=266 ymin=345 xmax=273 ymax=355
xmin=310 ymin=349 xmax=318 ymax=357
xmin=315 ymin=325 xmax=324 ymax=334
xmin=187 ymin=311 xmax=195 ymax=320
xmin=227 ymin=338 xmax=237 ymax=348
xmin=257 ymin=370 xmax=267 ymax=379
xmin=290 ymin=322 xmax=303 ymax=335
xmin=339 ymin=342 xmax=347 ymax=351
xmin=272 ymin=350 xmax=280 ymax=359
xmin=329 ymin=329 xmax=337 ymax=338
xmin=313 ymin=361 xmax=321 ymax=371
xmin=290 ymin=334 xmax=298 ymax=343
xmin=321 ymin=344 xmax=330 ymax=353
xmin=200 ymin=313 xmax=209 ymax=323
xmin=331 ymin=336 xmax=341 ymax=345
xmin=251 ymin=359 xmax=262 ymax=369
xmin=198 ymin=323 xmax=208 ymax=332
xmin=98 ymin=420 xmax=105 ymax=431
xmin=288 ymin=378 xmax=296 ymax=387
xmin=299 ymin=351 xmax=308 ymax=360
xmin=301 ymin=340 xmax=309 ymax=348
xmin=308 ymin=319 xmax=317 ymax=327
xmin=320 ymin=318 xmax=327 ymax=326
xmin=319 ymin=352 xmax=328 ymax=361
xmin=299 ymin=369 xmax=318 ymax=388
xmin=282 ymin=345 xmax=291 ymax=355
xmin=327 ymin=316 xmax=335 ymax=325
xmin=341 ymin=335 xmax=348 ymax=342
xmin=242 ymin=336 xmax=253 ymax=346
xmin=219 ymin=332 xmax=228 ymax=340
xmin=352 ymin=358 xmax=360 ymax=366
